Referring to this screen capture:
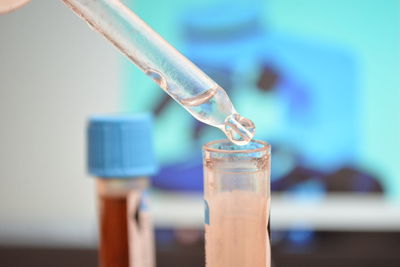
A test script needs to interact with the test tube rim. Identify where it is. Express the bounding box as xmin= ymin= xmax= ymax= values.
xmin=203 ymin=139 xmax=270 ymax=154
